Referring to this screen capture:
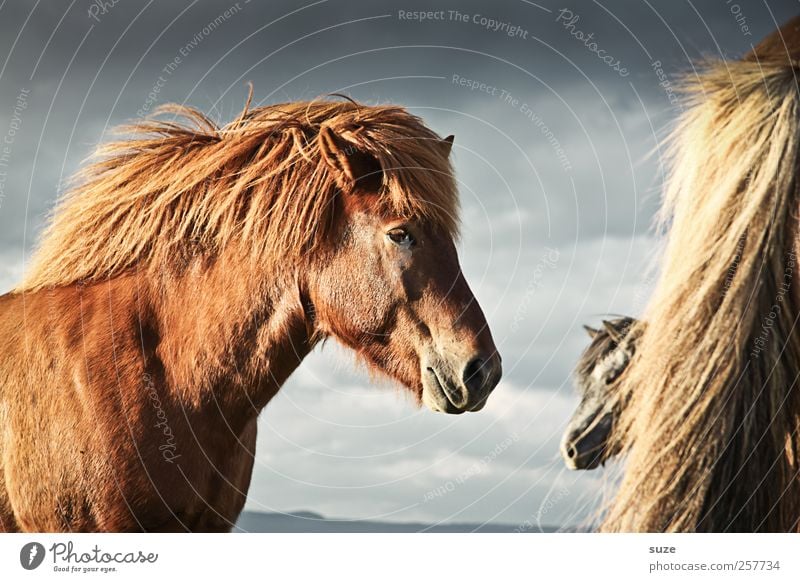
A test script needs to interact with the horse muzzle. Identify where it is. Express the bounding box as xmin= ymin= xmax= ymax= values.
xmin=561 ymin=413 xmax=613 ymax=470
xmin=421 ymin=352 xmax=502 ymax=414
